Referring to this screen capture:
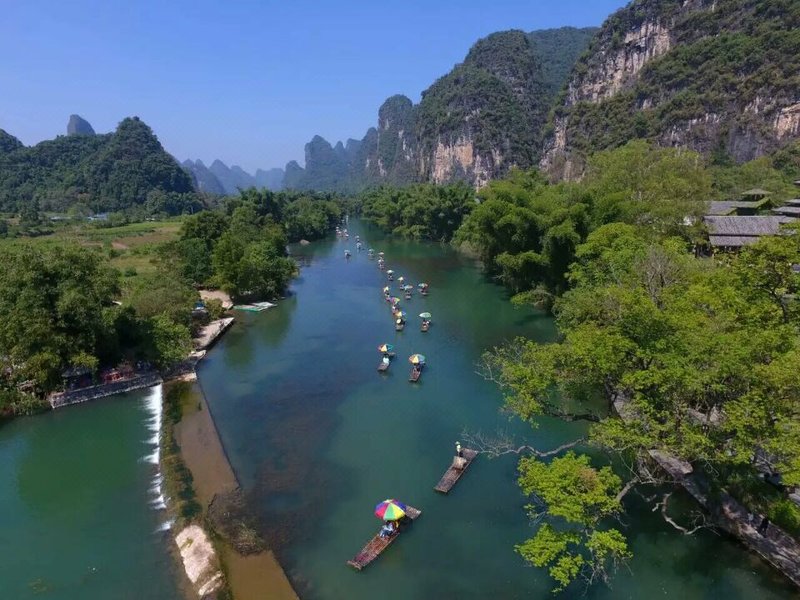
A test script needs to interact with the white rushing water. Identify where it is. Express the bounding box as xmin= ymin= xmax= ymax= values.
xmin=141 ymin=385 xmax=170 ymax=526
